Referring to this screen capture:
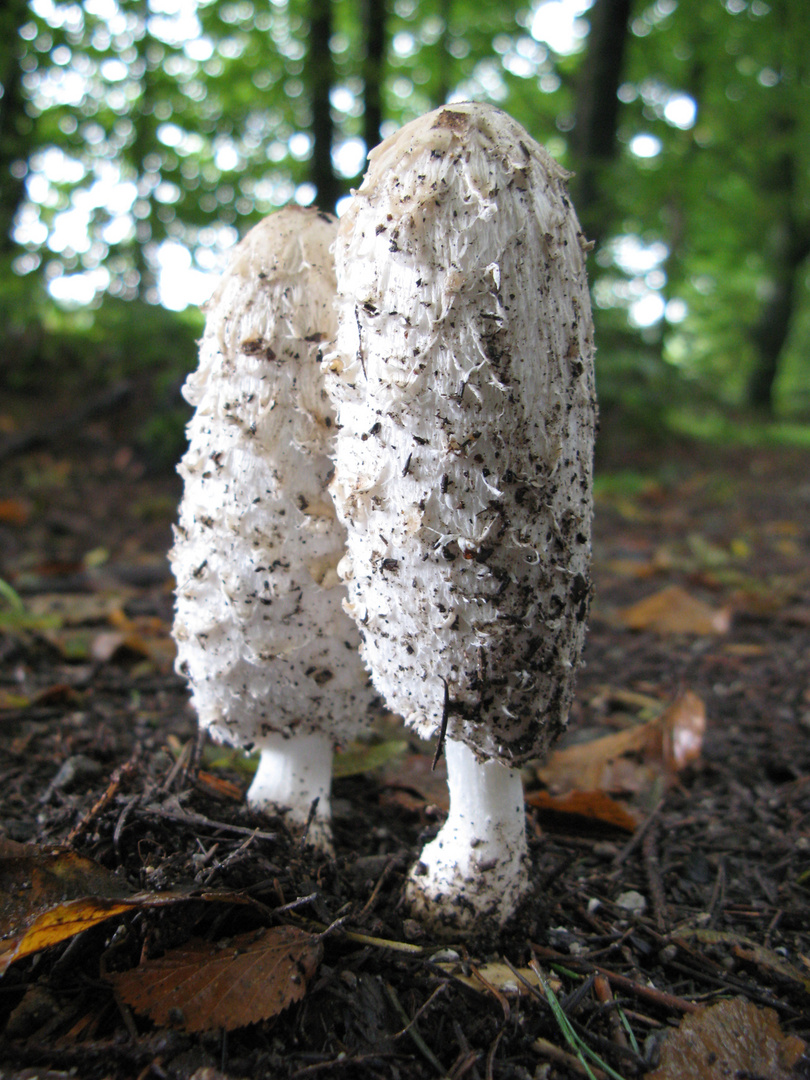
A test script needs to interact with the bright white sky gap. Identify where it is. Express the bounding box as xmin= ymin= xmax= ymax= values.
xmin=21 ymin=0 xmax=693 ymax=327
